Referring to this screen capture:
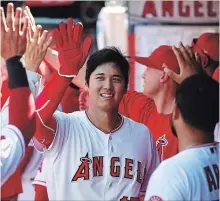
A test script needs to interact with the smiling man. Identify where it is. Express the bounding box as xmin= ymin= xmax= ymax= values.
xmin=33 ymin=19 xmax=159 ymax=200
